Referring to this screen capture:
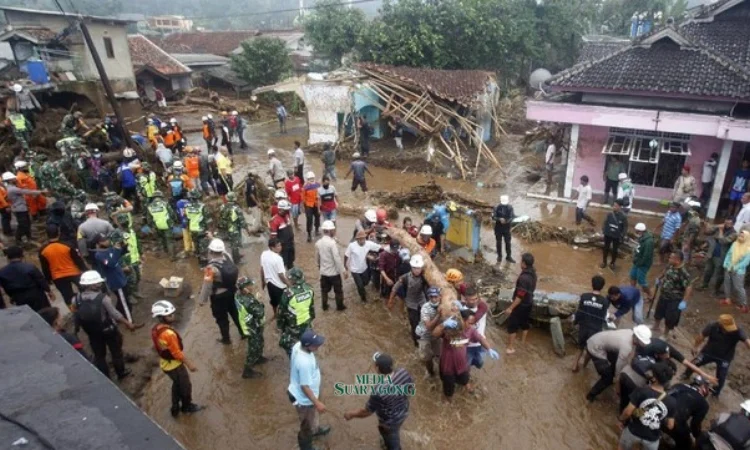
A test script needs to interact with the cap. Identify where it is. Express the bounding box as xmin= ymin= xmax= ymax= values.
xmin=635 ymin=223 xmax=646 ymax=232
xmin=372 ymin=352 xmax=393 ymax=373
xmin=648 ymin=339 xmax=670 ymax=355
xmin=427 ymin=287 xmax=441 ymax=297
xmin=633 ymin=324 xmax=652 ymax=346
xmin=618 ymin=173 xmax=628 ymax=181
xmin=719 ymin=314 xmax=738 ymax=332
xmin=300 ymin=329 xmax=325 ymax=347
xmin=84 ymin=203 xmax=99 ymax=212
xmin=500 ymin=195 xmax=509 ymax=205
